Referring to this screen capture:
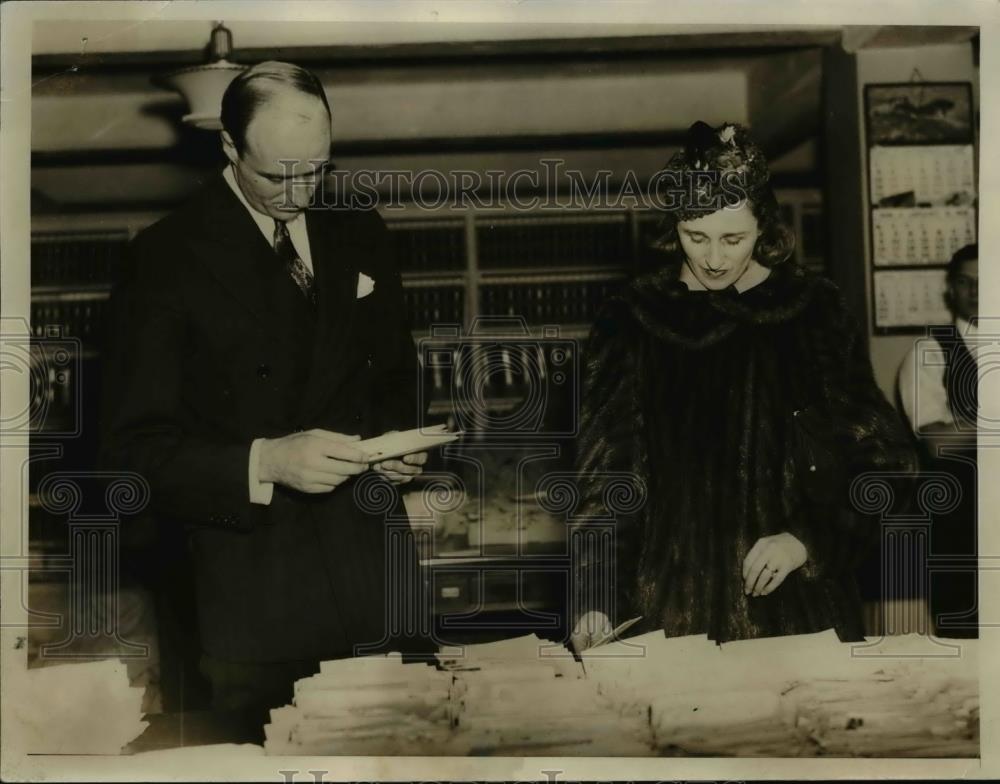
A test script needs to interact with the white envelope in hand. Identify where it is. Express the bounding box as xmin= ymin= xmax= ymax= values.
xmin=356 ymin=271 xmax=375 ymax=298
xmin=358 ymin=425 xmax=461 ymax=462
